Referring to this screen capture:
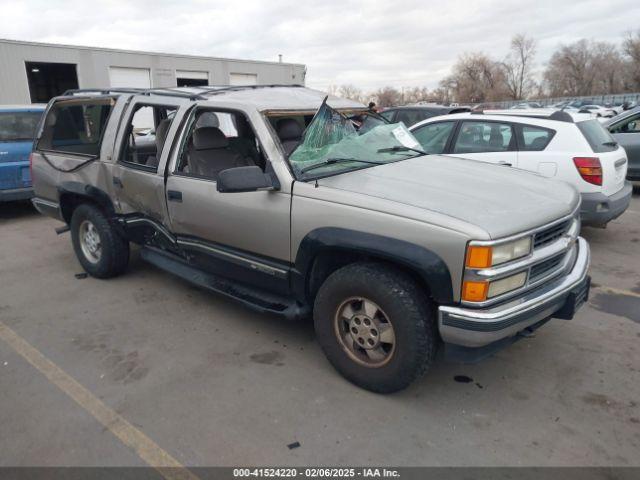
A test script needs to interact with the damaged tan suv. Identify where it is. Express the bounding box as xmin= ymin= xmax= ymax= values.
xmin=31 ymin=86 xmax=591 ymax=393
